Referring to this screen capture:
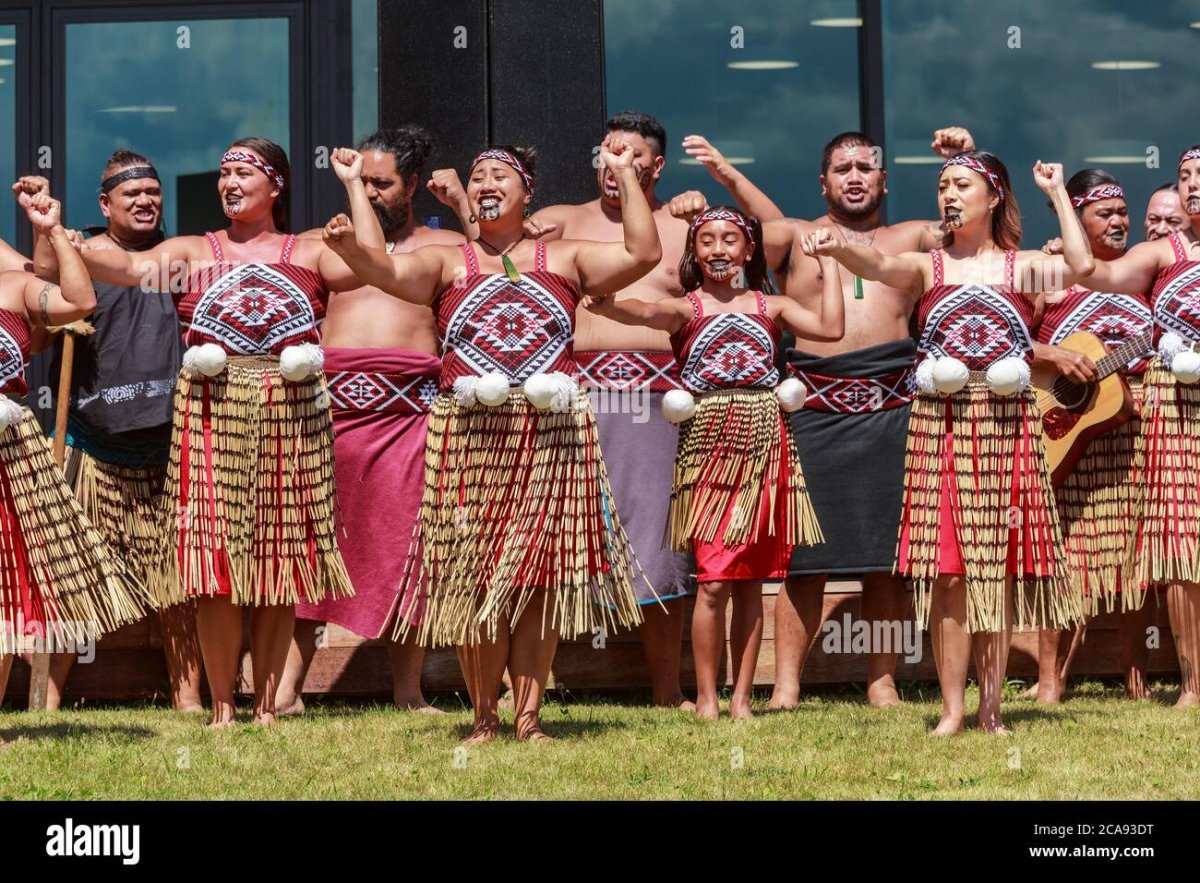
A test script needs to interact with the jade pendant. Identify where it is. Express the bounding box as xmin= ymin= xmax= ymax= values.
xmin=502 ymin=253 xmax=521 ymax=283
xmin=853 ymin=275 xmax=864 ymax=299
